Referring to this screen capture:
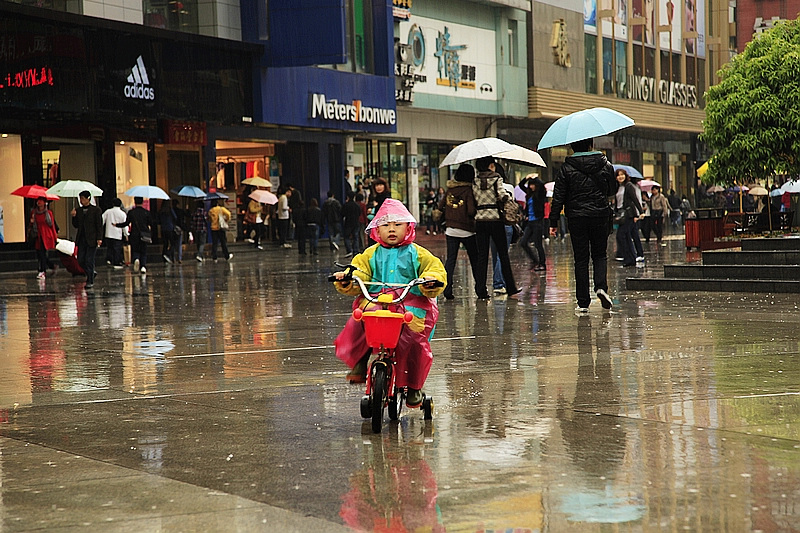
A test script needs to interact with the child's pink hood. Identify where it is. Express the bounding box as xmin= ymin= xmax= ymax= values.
xmin=366 ymin=198 xmax=417 ymax=247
